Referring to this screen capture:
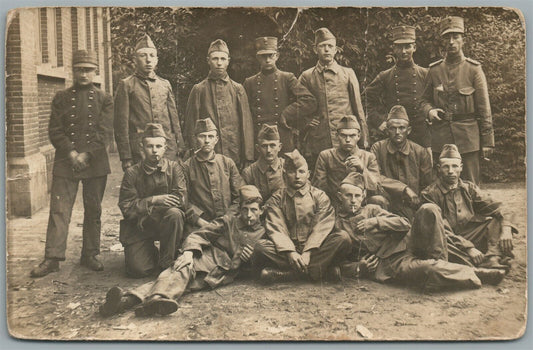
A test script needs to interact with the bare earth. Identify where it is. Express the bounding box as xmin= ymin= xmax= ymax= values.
xmin=6 ymin=154 xmax=527 ymax=341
